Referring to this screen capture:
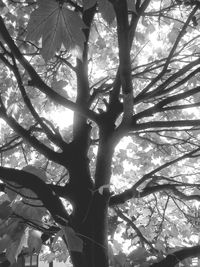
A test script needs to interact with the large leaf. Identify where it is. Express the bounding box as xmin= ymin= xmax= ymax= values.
xmin=5 ymin=183 xmax=18 ymax=201
xmin=83 ymin=0 xmax=96 ymax=10
xmin=0 ymin=200 xmax=12 ymax=220
xmin=82 ymin=0 xmax=115 ymax=24
xmin=6 ymin=231 xmax=27 ymax=264
xmin=26 ymin=0 xmax=86 ymax=60
xmin=0 ymin=219 xmax=19 ymax=238
xmin=0 ymin=235 xmax=11 ymax=253
xmin=97 ymin=0 xmax=115 ymax=24
xmin=127 ymin=0 xmax=137 ymax=13
xmin=12 ymin=201 xmax=46 ymax=222
xmin=27 ymin=229 xmax=42 ymax=254
xmin=62 ymin=226 xmax=83 ymax=252
xmin=19 ymin=165 xmax=47 ymax=206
